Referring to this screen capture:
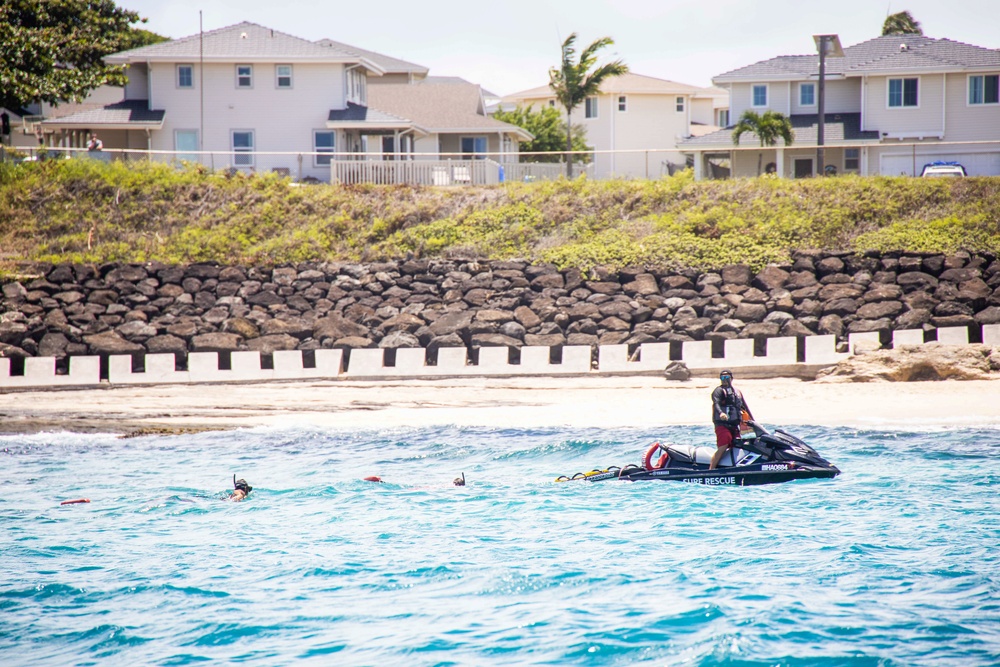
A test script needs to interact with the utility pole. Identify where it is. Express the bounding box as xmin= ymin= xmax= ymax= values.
xmin=813 ymin=34 xmax=844 ymax=177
